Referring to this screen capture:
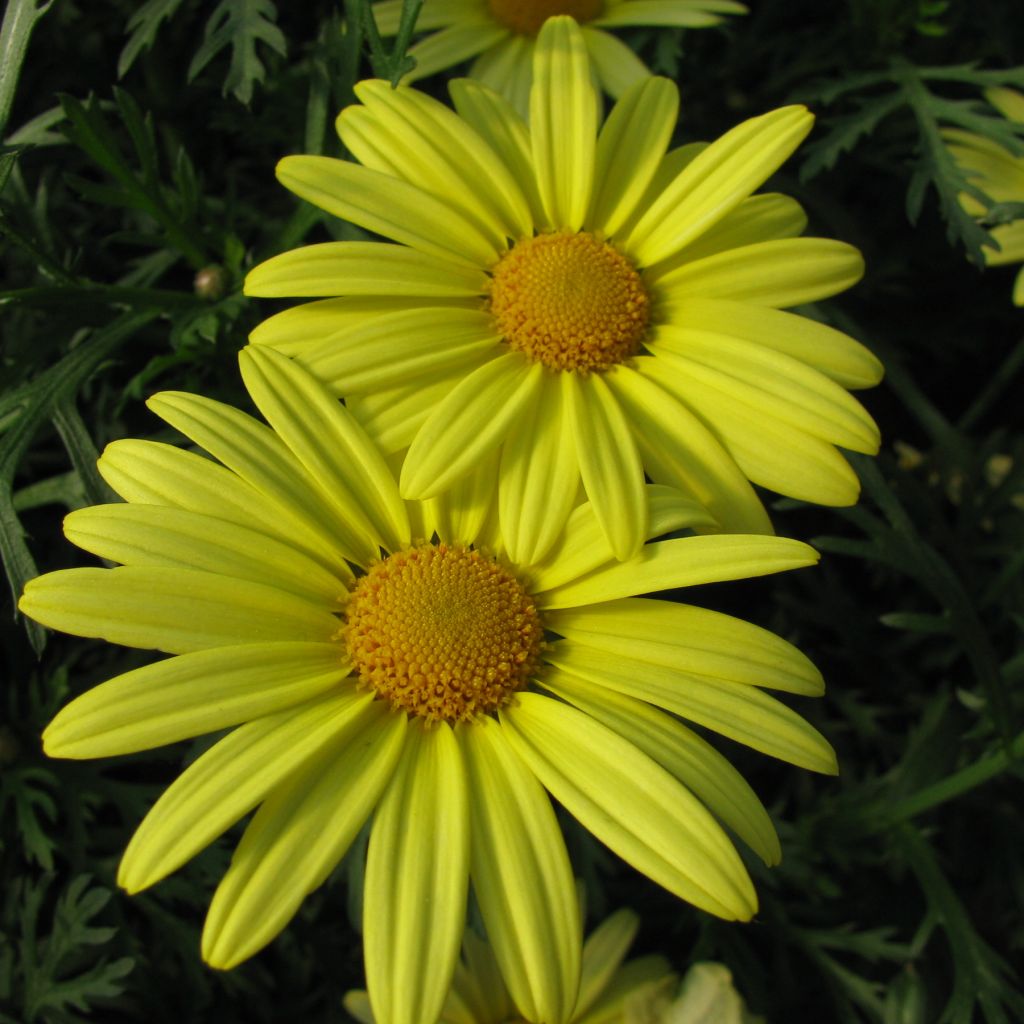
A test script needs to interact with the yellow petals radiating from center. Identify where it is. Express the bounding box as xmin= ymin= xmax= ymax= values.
xmin=487 ymin=0 xmax=604 ymax=36
xmin=344 ymin=544 xmax=543 ymax=723
xmin=488 ymin=231 xmax=650 ymax=372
